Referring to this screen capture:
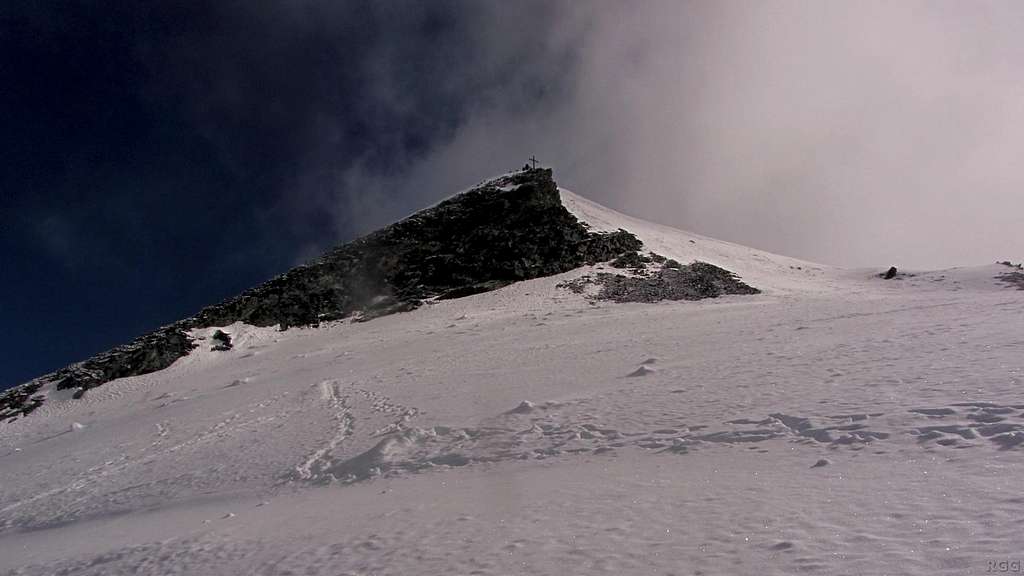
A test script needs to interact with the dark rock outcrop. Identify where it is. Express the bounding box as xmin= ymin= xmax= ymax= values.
xmin=997 ymin=271 xmax=1024 ymax=290
xmin=995 ymin=261 xmax=1024 ymax=289
xmin=883 ymin=266 xmax=898 ymax=280
xmin=191 ymin=168 xmax=641 ymax=328
xmin=2 ymin=168 xmax=651 ymax=420
xmin=0 ymin=382 xmax=43 ymax=421
xmin=609 ymin=251 xmax=652 ymax=271
xmin=560 ymin=260 xmax=760 ymax=302
xmin=50 ymin=325 xmax=197 ymax=392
